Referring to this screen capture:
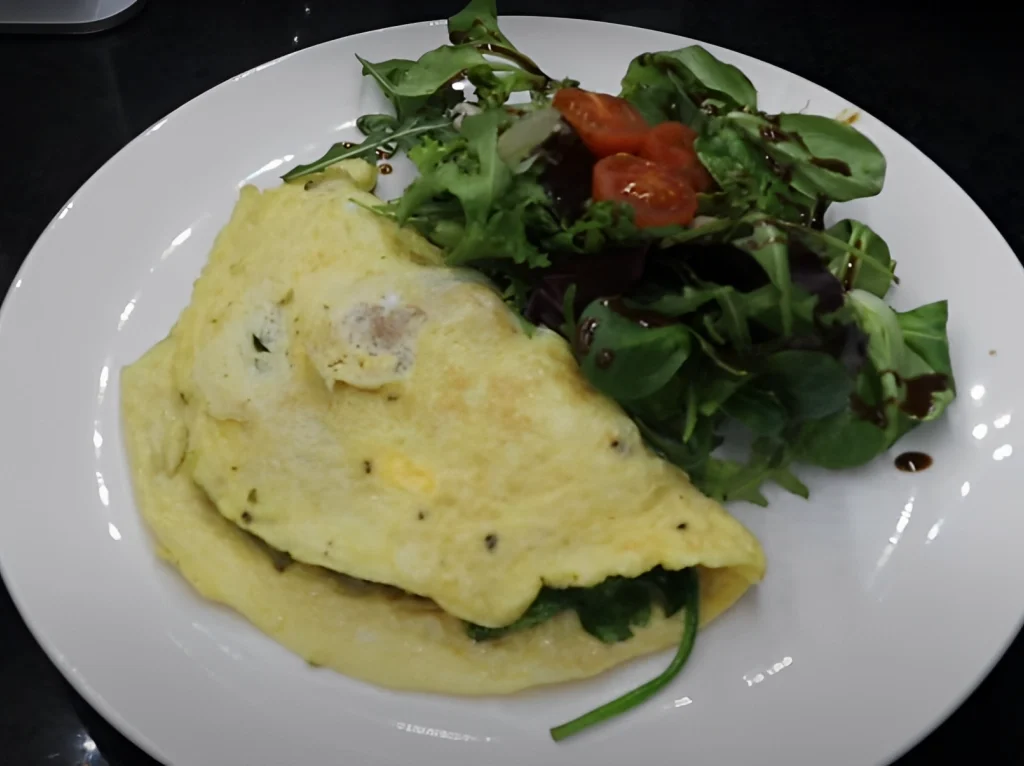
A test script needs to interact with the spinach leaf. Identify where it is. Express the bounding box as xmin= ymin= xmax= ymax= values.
xmin=550 ymin=568 xmax=700 ymax=741
xmin=575 ymin=299 xmax=694 ymax=401
xmin=721 ymin=386 xmax=788 ymax=437
xmin=624 ymin=375 xmax=686 ymax=424
xmin=619 ymin=54 xmax=706 ymax=127
xmin=726 ymin=111 xmax=886 ymax=202
xmin=897 ymin=301 xmax=954 ymax=381
xmin=795 ymin=409 xmax=889 ymax=469
xmin=465 ymin=589 xmax=572 ymax=641
xmin=664 ymin=46 xmax=757 ymax=110
xmin=619 ymin=47 xmax=756 ymax=126
xmin=467 ymin=566 xmax=696 ymax=645
xmin=758 ymin=350 xmax=853 ymax=421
